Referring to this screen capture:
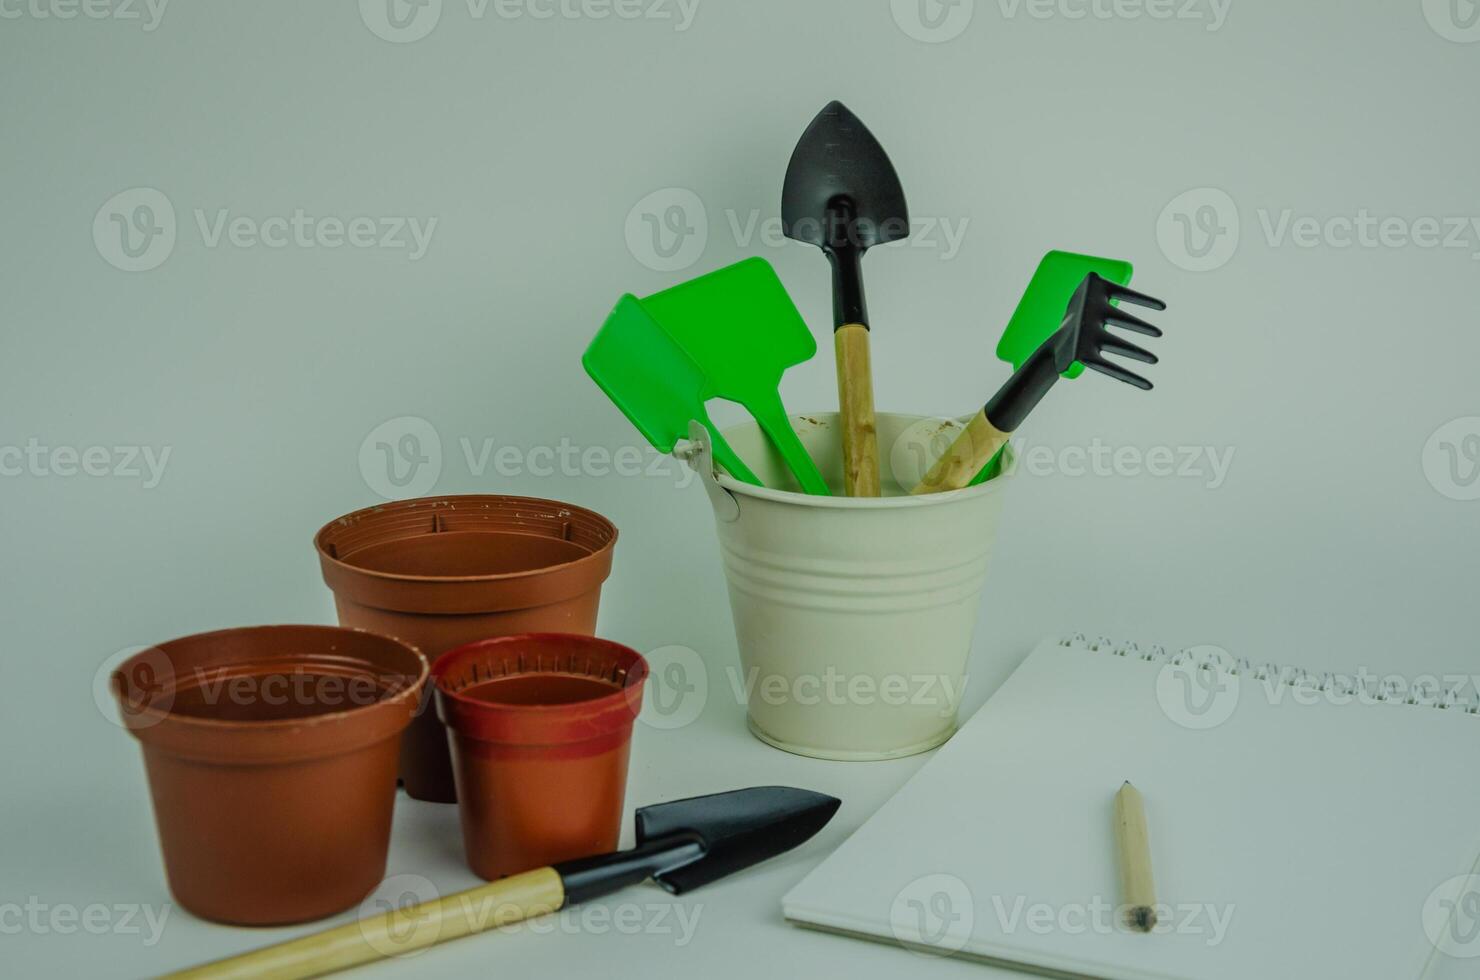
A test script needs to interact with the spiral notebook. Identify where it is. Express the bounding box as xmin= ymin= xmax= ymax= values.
xmin=784 ymin=634 xmax=1480 ymax=980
